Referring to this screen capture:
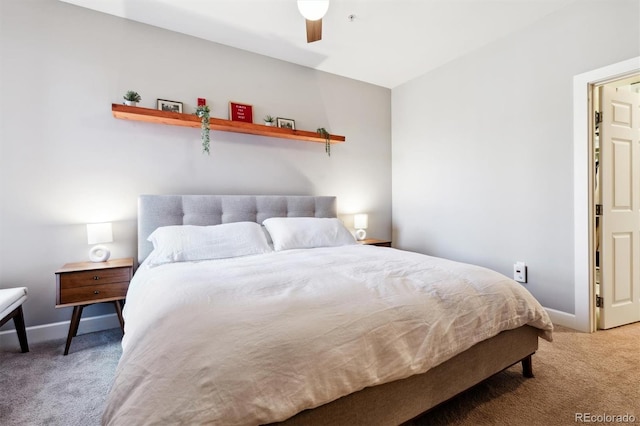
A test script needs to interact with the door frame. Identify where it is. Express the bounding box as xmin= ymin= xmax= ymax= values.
xmin=573 ymin=56 xmax=640 ymax=332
